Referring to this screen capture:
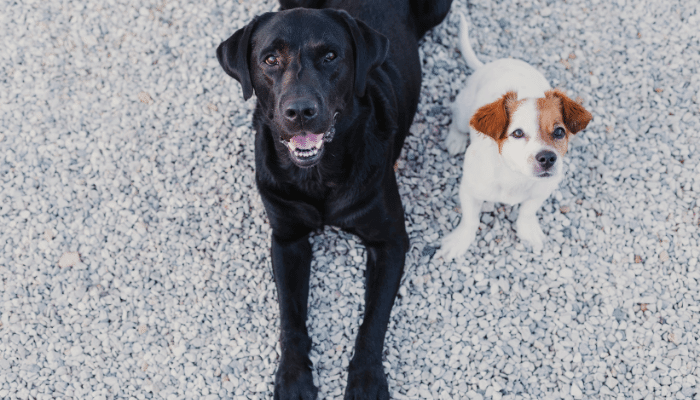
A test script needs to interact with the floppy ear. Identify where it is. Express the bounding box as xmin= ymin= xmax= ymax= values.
xmin=470 ymin=91 xmax=519 ymax=143
xmin=546 ymin=90 xmax=592 ymax=134
xmin=329 ymin=10 xmax=389 ymax=98
xmin=216 ymin=14 xmax=272 ymax=101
